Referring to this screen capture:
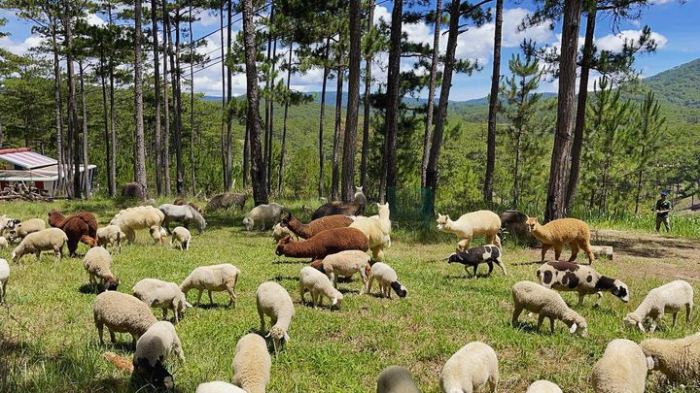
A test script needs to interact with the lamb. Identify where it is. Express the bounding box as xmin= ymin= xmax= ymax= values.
xmin=133 ymin=321 xmax=184 ymax=391
xmin=446 ymin=244 xmax=507 ymax=277
xmin=11 ymin=228 xmax=68 ymax=262
xmin=133 ymin=278 xmax=192 ymax=323
xmin=376 ymin=366 xmax=420 ymax=393
xmin=48 ymin=210 xmax=98 ymax=256
xmin=93 ymin=290 xmax=157 ymax=346
xmin=83 ymin=246 xmax=119 ymax=293
xmin=206 ymin=192 xmax=247 ymax=212
xmin=109 ymin=206 xmax=165 ymax=244
xmin=96 ymin=225 xmax=126 ymax=252
xmin=623 ymin=279 xmax=693 ymax=332
xmin=159 ymin=203 xmax=207 ymax=233
xmin=256 ymin=281 xmax=294 ymax=353
xmin=641 ymin=333 xmax=700 ymax=384
xmin=171 ymin=226 xmax=192 ymax=250
xmin=152 ymin=226 xmax=168 ymax=245
xmin=312 ymin=200 xmax=363 ymax=220
xmin=299 ymin=266 xmax=344 ymax=309
xmin=275 ymin=227 xmax=369 ymax=260
xmin=436 ymin=210 xmax=501 ymax=252
xmin=243 ymin=203 xmax=284 ymax=231
xmin=591 ymin=339 xmax=653 ymax=393
xmin=353 ymin=186 xmax=367 ymax=215
xmin=320 ymin=250 xmax=371 ymax=290
xmin=511 ymin=281 xmax=588 ymax=336
xmin=0 ymin=258 xmax=9 ymax=303
xmin=232 ymin=333 xmax=271 ymax=393
xmin=0 ymin=236 xmax=7 ymax=249
xmin=440 ymin=341 xmax=499 ymax=393
xmin=366 ymin=262 xmax=407 ymax=299
xmin=280 ymin=212 xmax=354 ymax=239
xmin=196 ymin=382 xmax=247 ymax=393
xmin=272 ymin=223 xmax=297 ymax=242
xmin=8 ymin=218 xmax=46 ymax=241
xmin=536 ymin=261 xmax=629 ymax=306
xmin=180 ymin=263 xmax=240 ymax=307
xmin=525 ymin=216 xmax=595 ymax=264
xmin=526 ymin=380 xmax=562 ymax=393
